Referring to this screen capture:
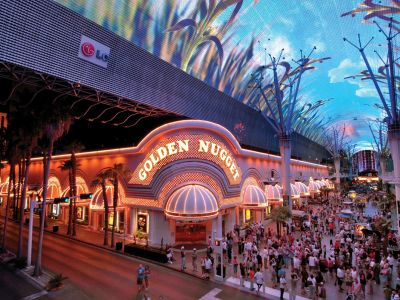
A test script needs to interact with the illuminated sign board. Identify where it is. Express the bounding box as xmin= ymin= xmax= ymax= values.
xmin=78 ymin=35 xmax=110 ymax=68
xmin=135 ymin=138 xmax=241 ymax=183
